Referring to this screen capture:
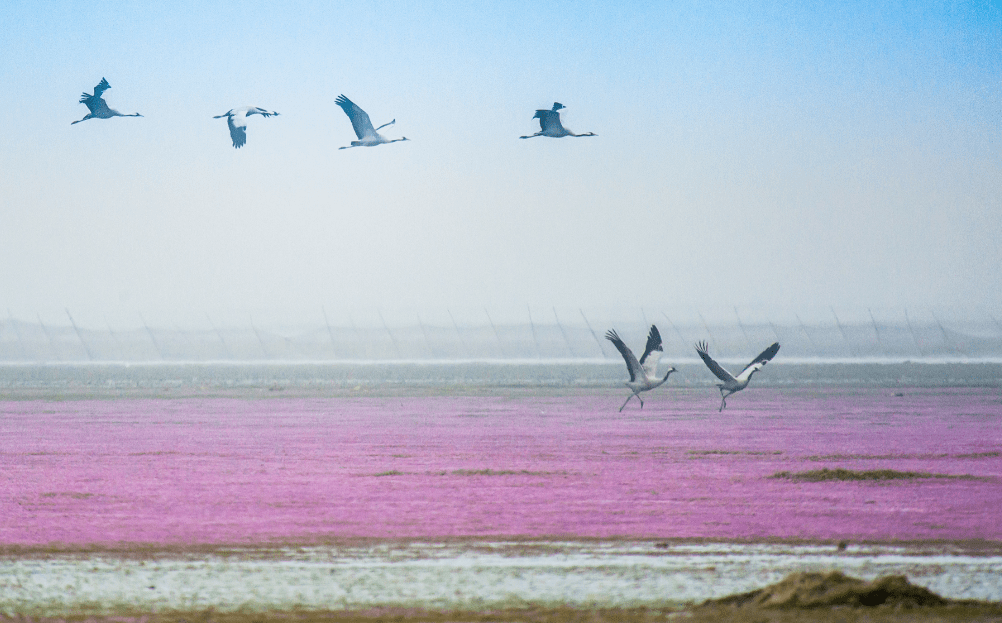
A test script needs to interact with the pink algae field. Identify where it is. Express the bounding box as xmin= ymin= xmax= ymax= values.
xmin=2 ymin=387 xmax=1000 ymax=547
